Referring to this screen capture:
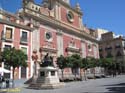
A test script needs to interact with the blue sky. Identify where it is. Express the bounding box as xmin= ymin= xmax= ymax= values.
xmin=0 ymin=0 xmax=125 ymax=35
